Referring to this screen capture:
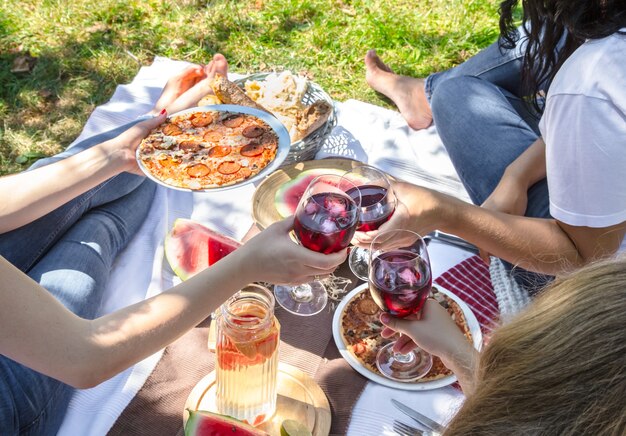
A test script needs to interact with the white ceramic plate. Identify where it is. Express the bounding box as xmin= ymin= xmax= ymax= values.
xmin=136 ymin=104 xmax=291 ymax=193
xmin=332 ymin=283 xmax=483 ymax=391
